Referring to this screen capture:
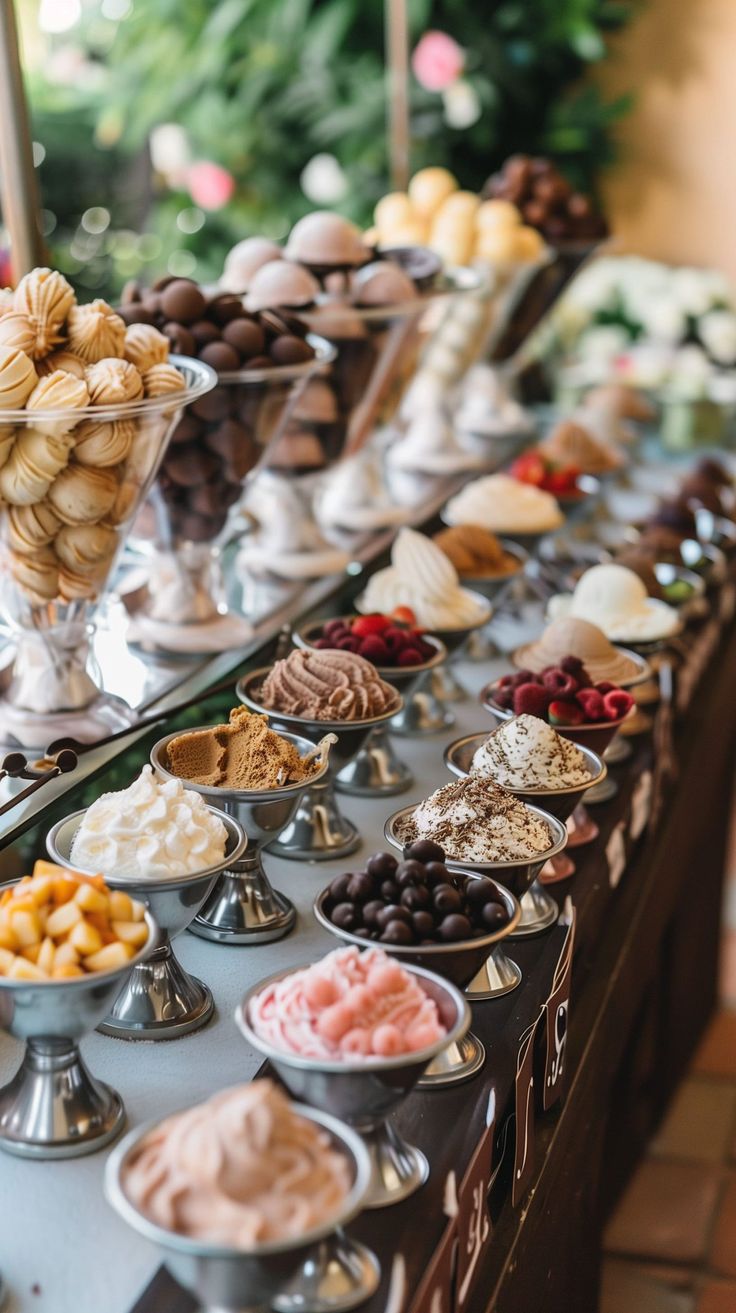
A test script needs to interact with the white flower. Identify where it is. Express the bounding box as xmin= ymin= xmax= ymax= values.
xmin=300 ymin=154 xmax=348 ymax=205
xmin=637 ymin=296 xmax=686 ymax=345
xmin=576 ymin=325 xmax=630 ymax=364
xmin=699 ymin=309 xmax=736 ymax=364
xmin=442 ymin=79 xmax=481 ymax=129
xmin=150 ymin=124 xmax=190 ymax=179
xmin=623 ymin=342 xmax=675 ymax=388
xmin=564 ymin=259 xmax=622 ymax=313
xmin=670 ymin=267 xmax=721 ymax=318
